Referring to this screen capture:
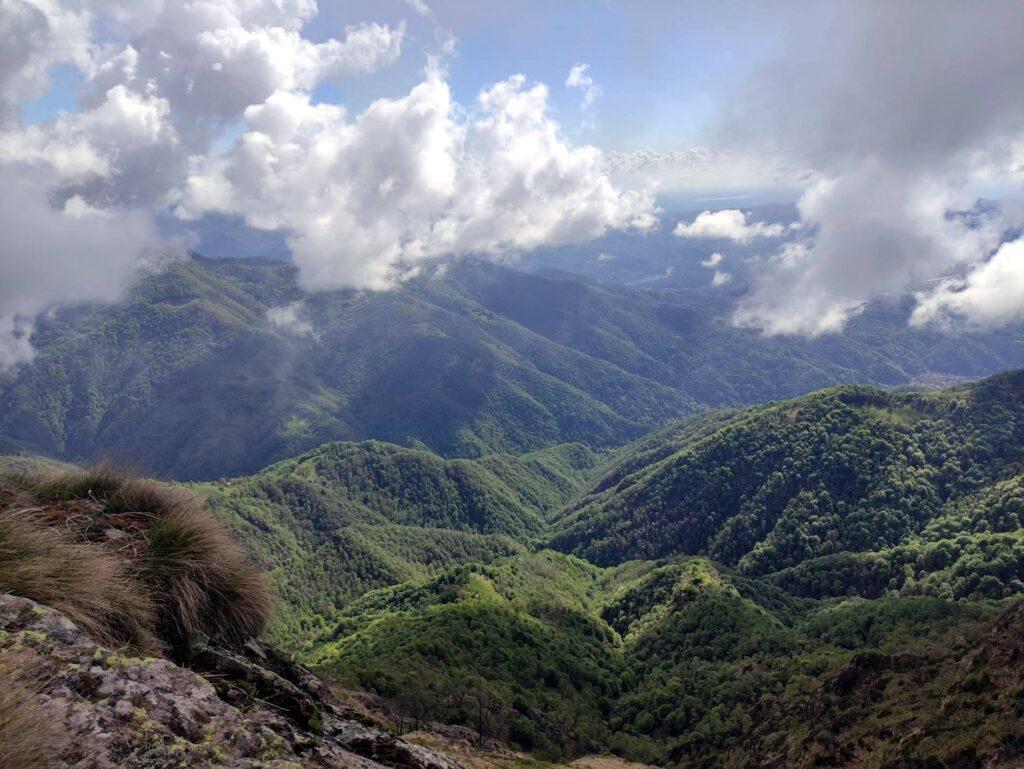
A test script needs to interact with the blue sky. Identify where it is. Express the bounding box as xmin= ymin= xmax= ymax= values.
xmin=313 ymin=0 xmax=805 ymax=151
xmin=23 ymin=0 xmax=809 ymax=153
xmin=22 ymin=62 xmax=83 ymax=123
